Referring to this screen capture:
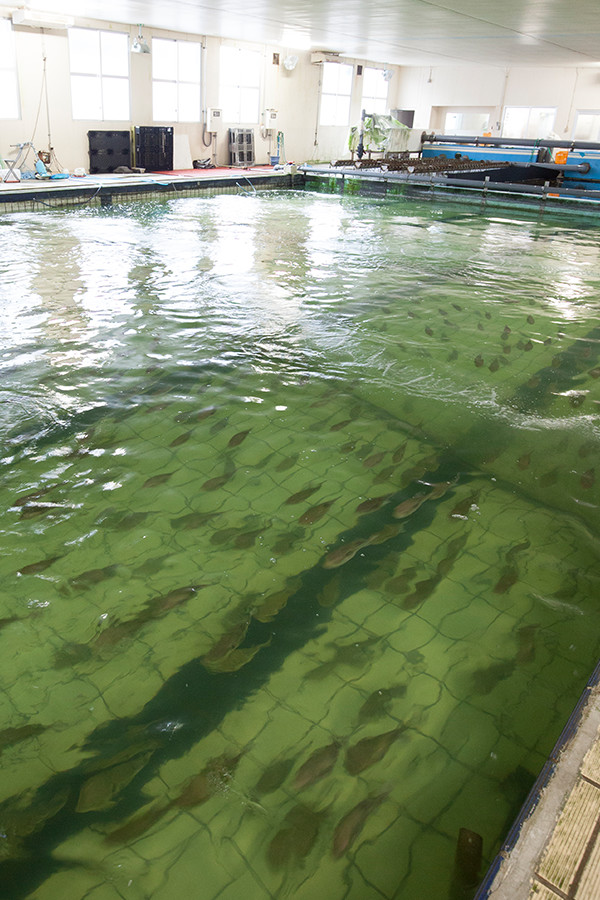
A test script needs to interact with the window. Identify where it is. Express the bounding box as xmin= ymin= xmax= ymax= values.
xmin=361 ymin=67 xmax=388 ymax=116
xmin=502 ymin=107 xmax=556 ymax=140
xmin=0 ymin=19 xmax=20 ymax=119
xmin=153 ymin=39 xmax=201 ymax=122
xmin=444 ymin=110 xmax=491 ymax=135
xmin=573 ymin=111 xmax=600 ymax=142
xmin=320 ymin=62 xmax=353 ymax=126
xmin=69 ymin=27 xmax=129 ymax=121
xmin=220 ymin=46 xmax=260 ymax=123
